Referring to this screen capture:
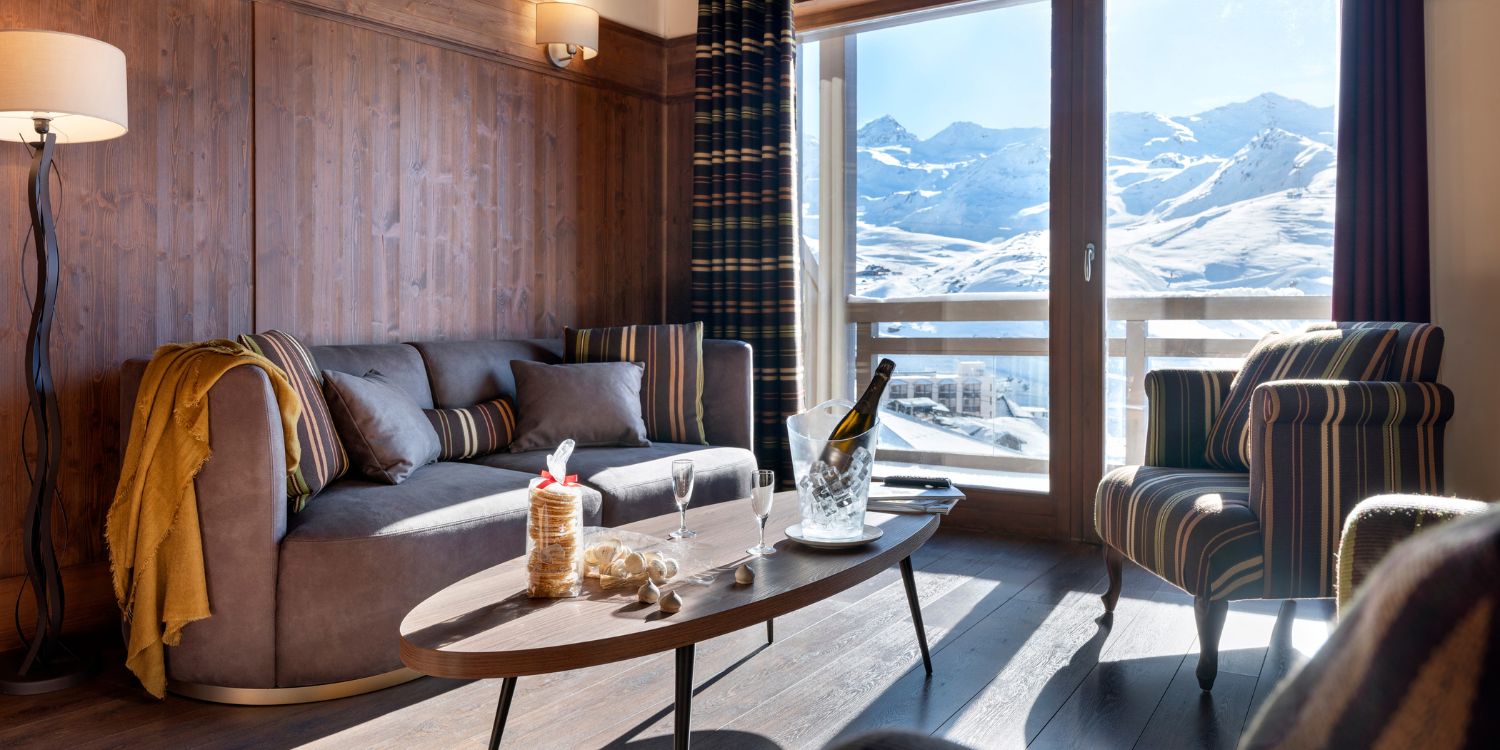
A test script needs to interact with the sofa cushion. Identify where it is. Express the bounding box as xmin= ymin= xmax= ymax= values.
xmin=239 ymin=330 xmax=348 ymax=512
xmin=1095 ymin=465 xmax=1264 ymax=600
xmin=409 ymin=339 xmax=562 ymax=408
xmin=309 ymin=343 xmax=435 ymax=408
xmin=275 ymin=461 xmax=602 ymax=686
xmin=1203 ymin=327 xmax=1398 ymax=471
xmin=425 ymin=398 xmax=517 ymax=460
xmin=509 ymin=361 xmax=651 ymax=452
xmin=322 ymin=369 xmax=440 ymax=484
xmin=566 ymin=322 xmax=708 ymax=445
xmin=474 ymin=443 xmax=755 ymax=526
